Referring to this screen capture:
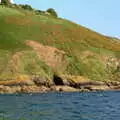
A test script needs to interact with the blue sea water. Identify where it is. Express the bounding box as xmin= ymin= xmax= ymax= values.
xmin=0 ymin=91 xmax=120 ymax=120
